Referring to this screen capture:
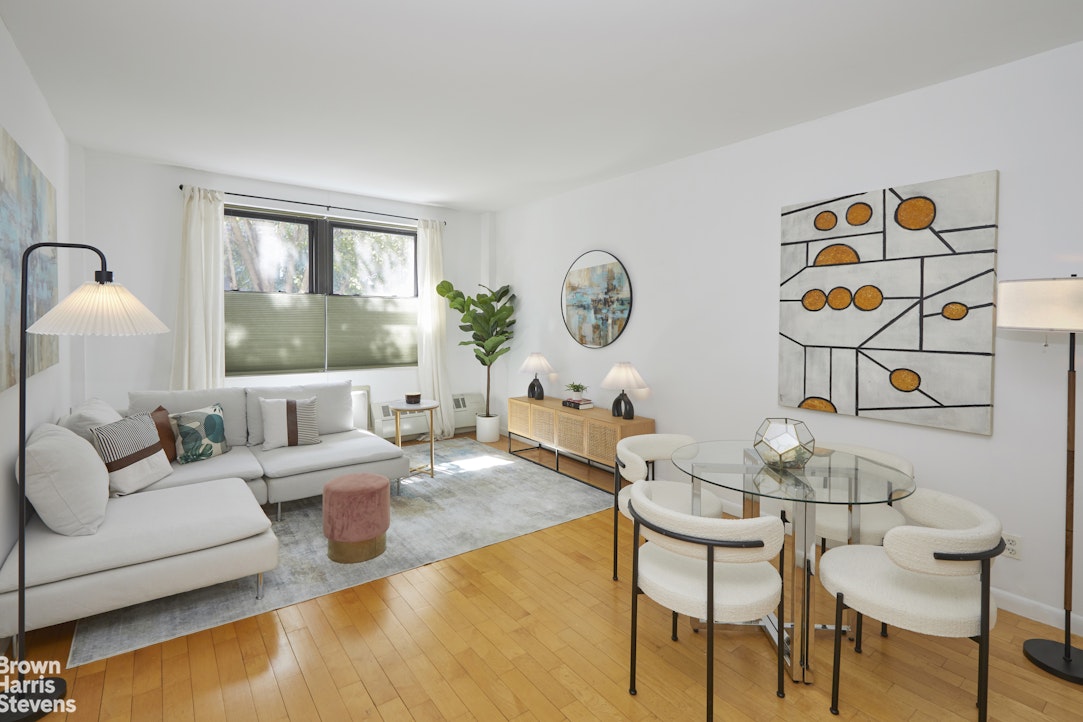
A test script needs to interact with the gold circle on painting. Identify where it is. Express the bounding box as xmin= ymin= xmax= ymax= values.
xmin=813 ymin=244 xmax=860 ymax=266
xmin=846 ymin=202 xmax=873 ymax=226
xmin=853 ymin=284 xmax=884 ymax=311
xmin=895 ymin=196 xmax=936 ymax=230
xmin=802 ymin=289 xmax=828 ymax=311
xmin=827 ymin=287 xmax=852 ymax=309
xmin=800 ymin=397 xmax=837 ymax=413
xmin=942 ymin=302 xmax=969 ymax=320
xmin=814 ymin=210 xmax=838 ymax=231
xmin=890 ymin=368 xmax=921 ymax=392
